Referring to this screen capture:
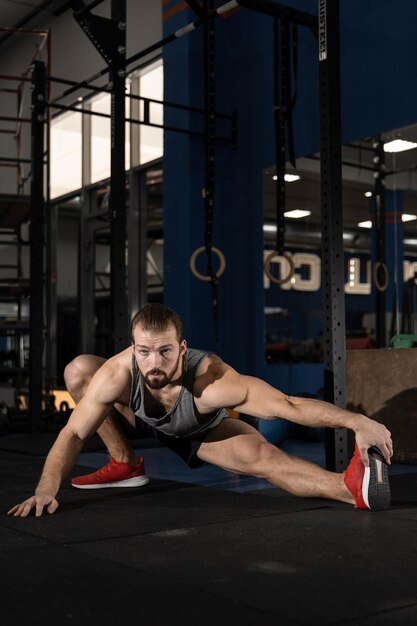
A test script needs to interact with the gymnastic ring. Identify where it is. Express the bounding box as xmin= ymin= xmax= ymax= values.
xmin=264 ymin=250 xmax=295 ymax=285
xmin=189 ymin=246 xmax=226 ymax=282
xmin=373 ymin=261 xmax=389 ymax=292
